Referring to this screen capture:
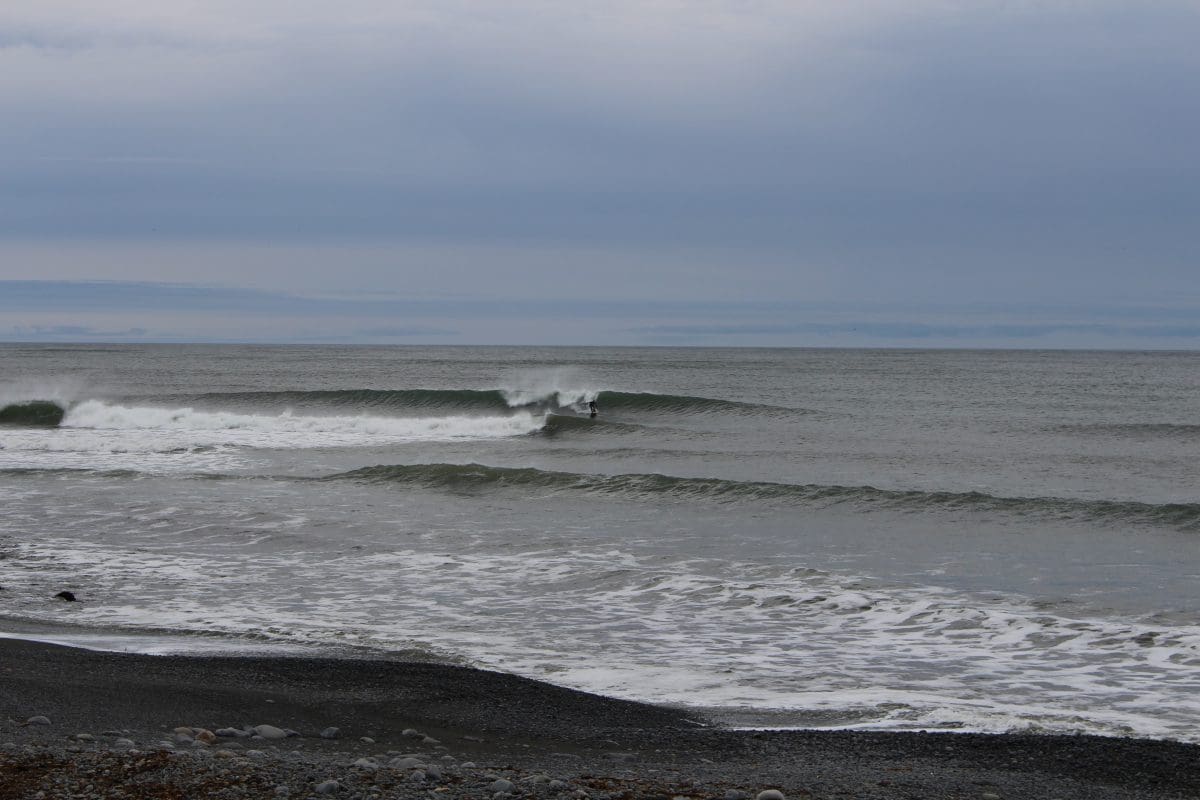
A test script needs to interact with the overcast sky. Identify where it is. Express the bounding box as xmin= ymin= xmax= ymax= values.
xmin=1 ymin=1 xmax=1197 ymax=347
